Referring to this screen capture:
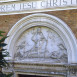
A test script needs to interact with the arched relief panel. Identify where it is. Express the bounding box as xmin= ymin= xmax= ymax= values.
xmin=5 ymin=13 xmax=77 ymax=64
